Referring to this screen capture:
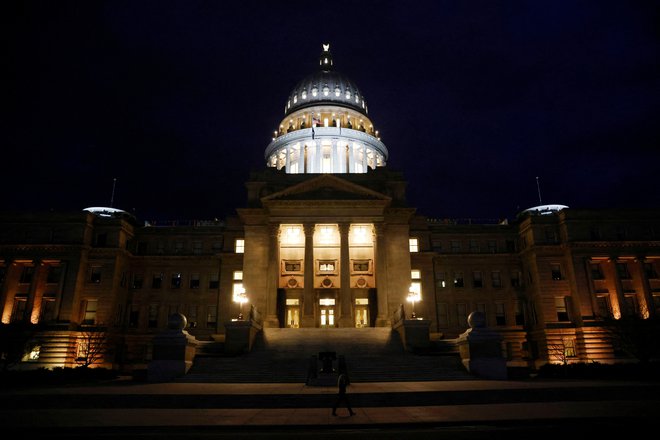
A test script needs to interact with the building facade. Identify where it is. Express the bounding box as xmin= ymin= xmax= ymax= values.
xmin=2 ymin=45 xmax=659 ymax=373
